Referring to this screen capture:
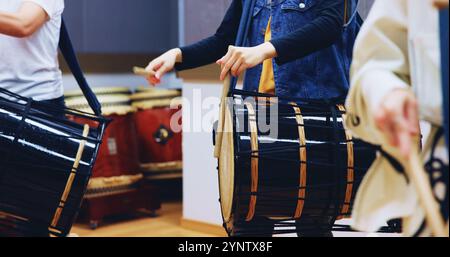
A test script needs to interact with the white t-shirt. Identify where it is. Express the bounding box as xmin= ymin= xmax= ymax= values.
xmin=0 ymin=0 xmax=64 ymax=101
